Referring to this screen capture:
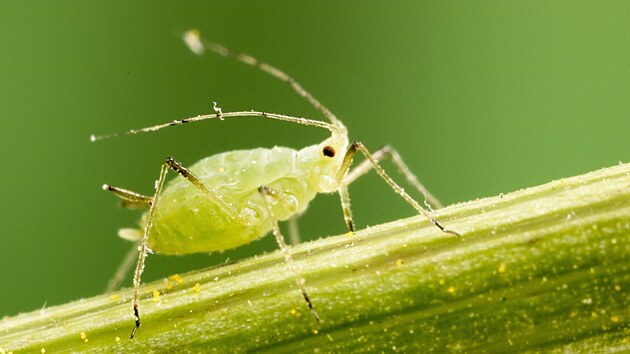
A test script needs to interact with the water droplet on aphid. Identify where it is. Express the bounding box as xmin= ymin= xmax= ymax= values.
xmin=281 ymin=193 xmax=299 ymax=211
xmin=239 ymin=207 xmax=260 ymax=226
